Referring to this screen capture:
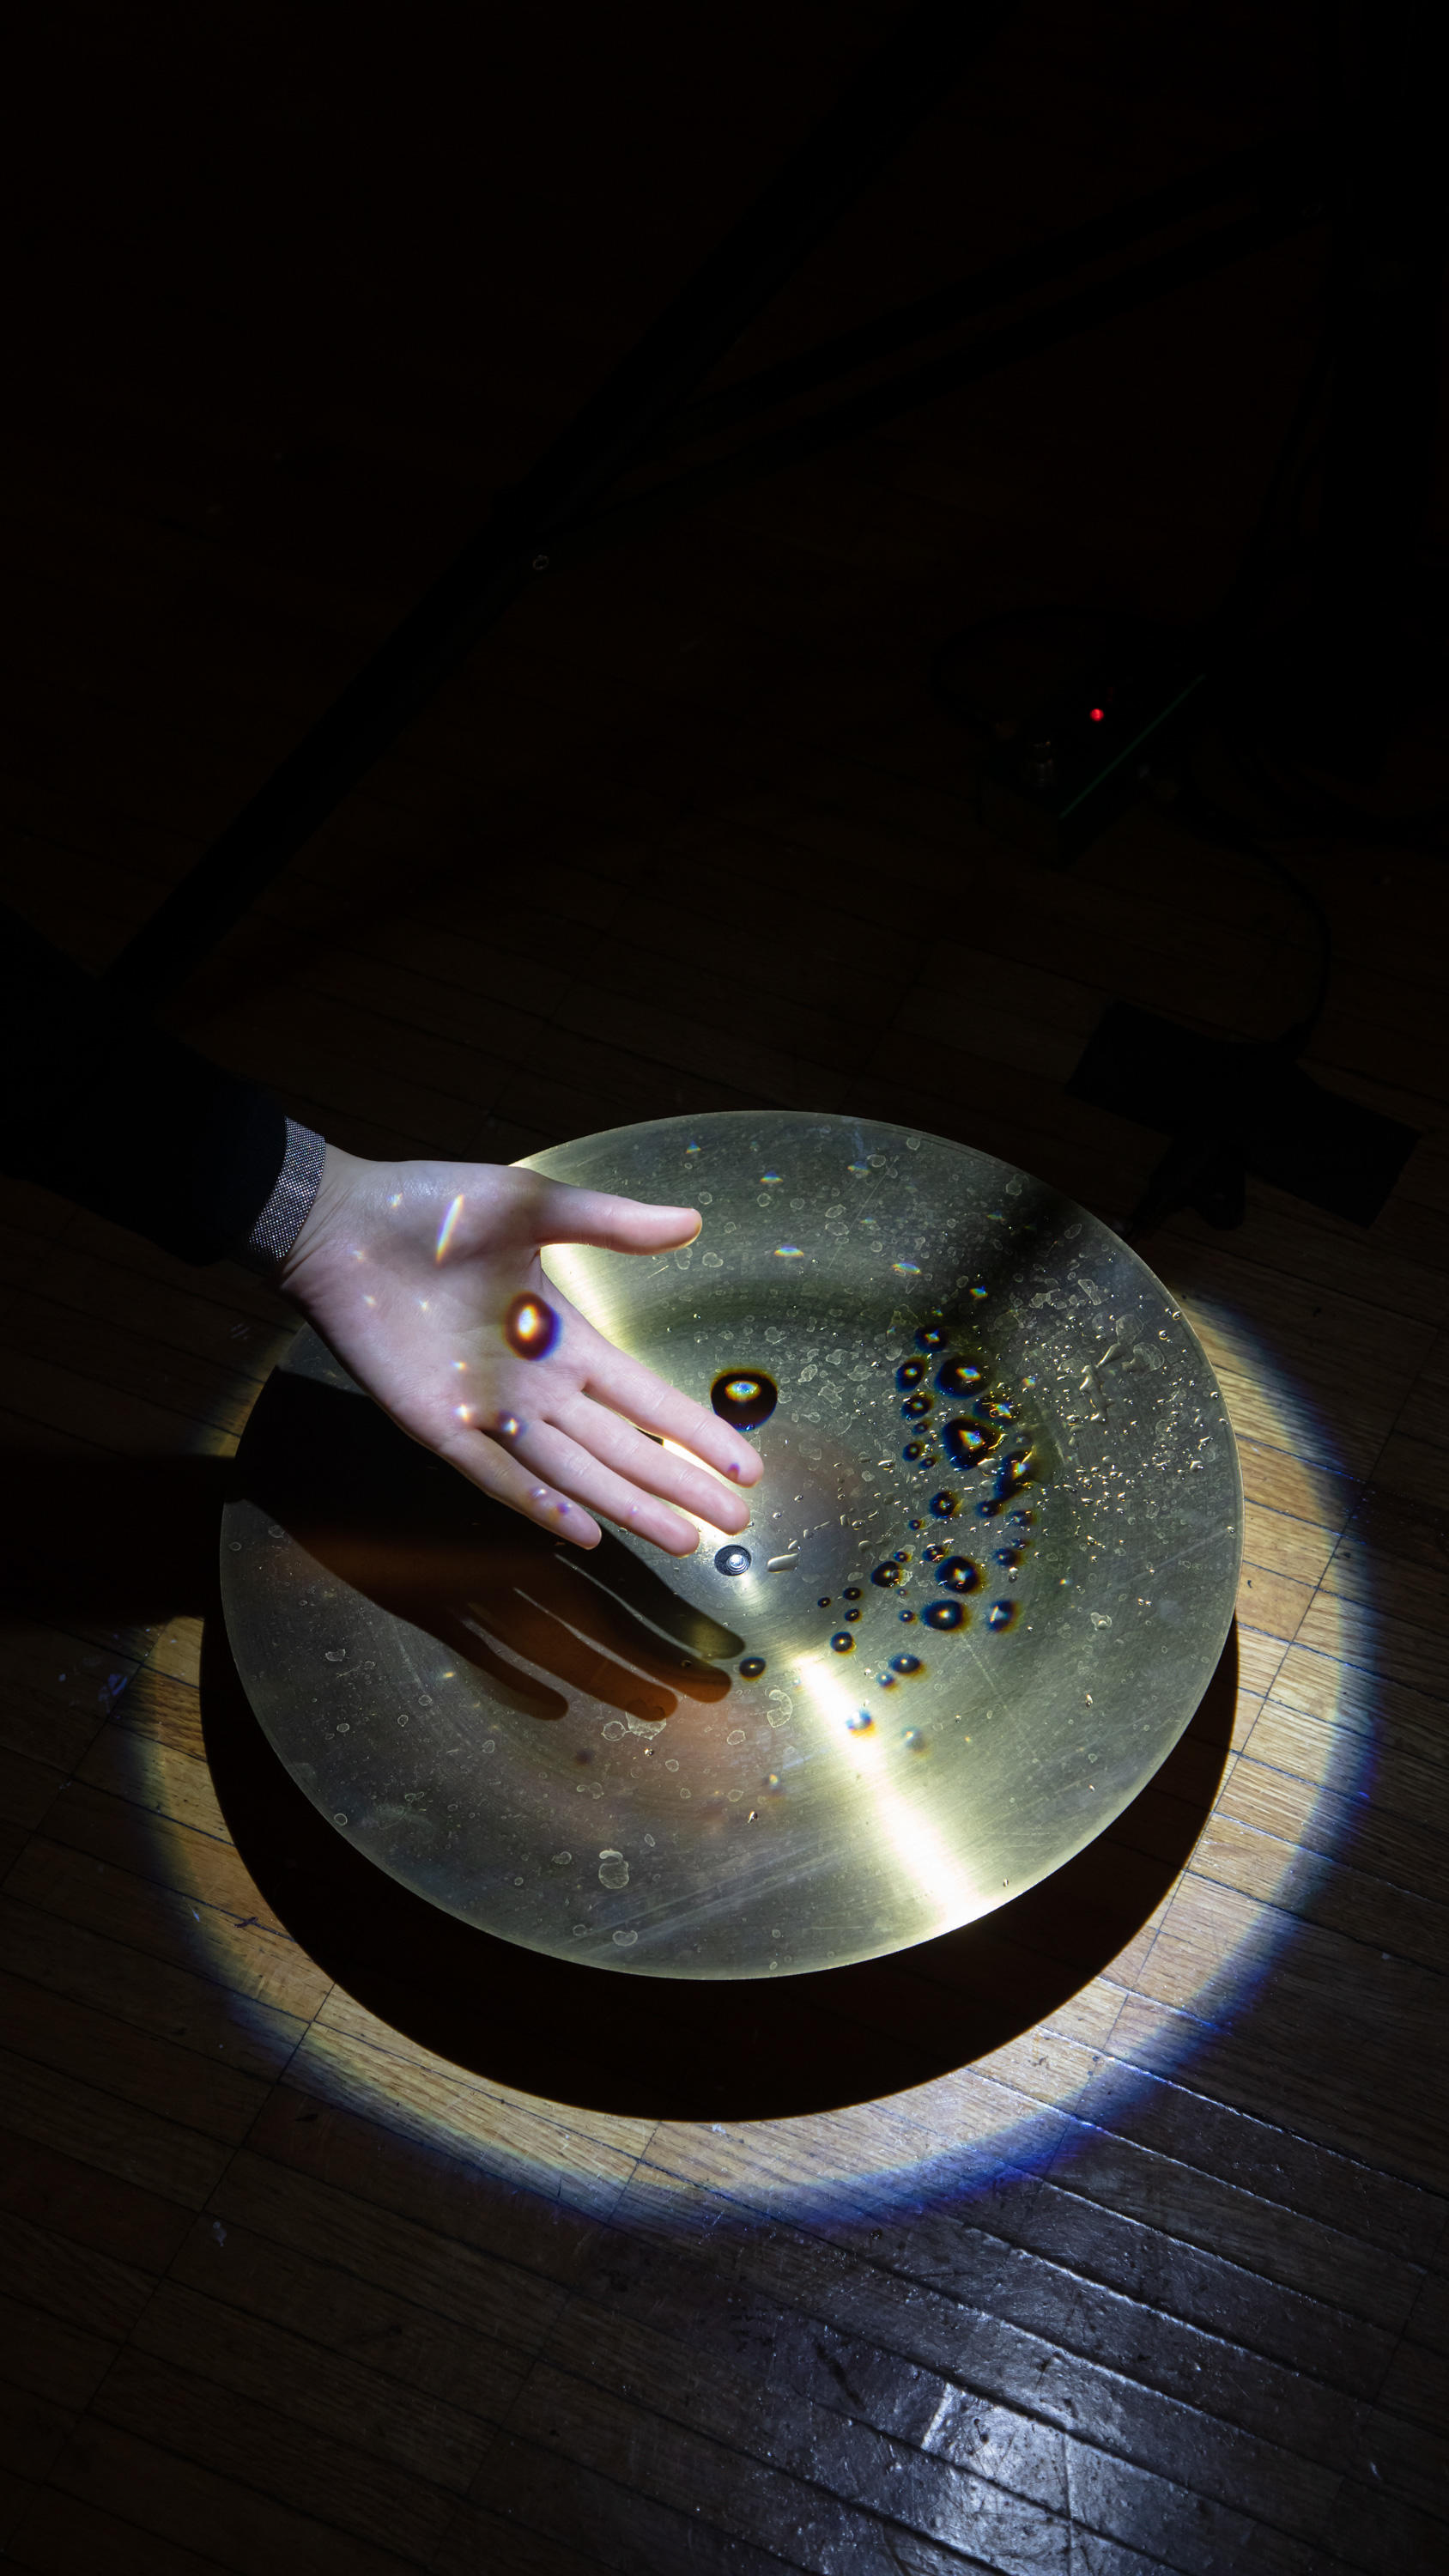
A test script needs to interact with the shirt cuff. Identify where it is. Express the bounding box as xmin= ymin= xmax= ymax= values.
xmin=234 ymin=1119 xmax=327 ymax=1273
